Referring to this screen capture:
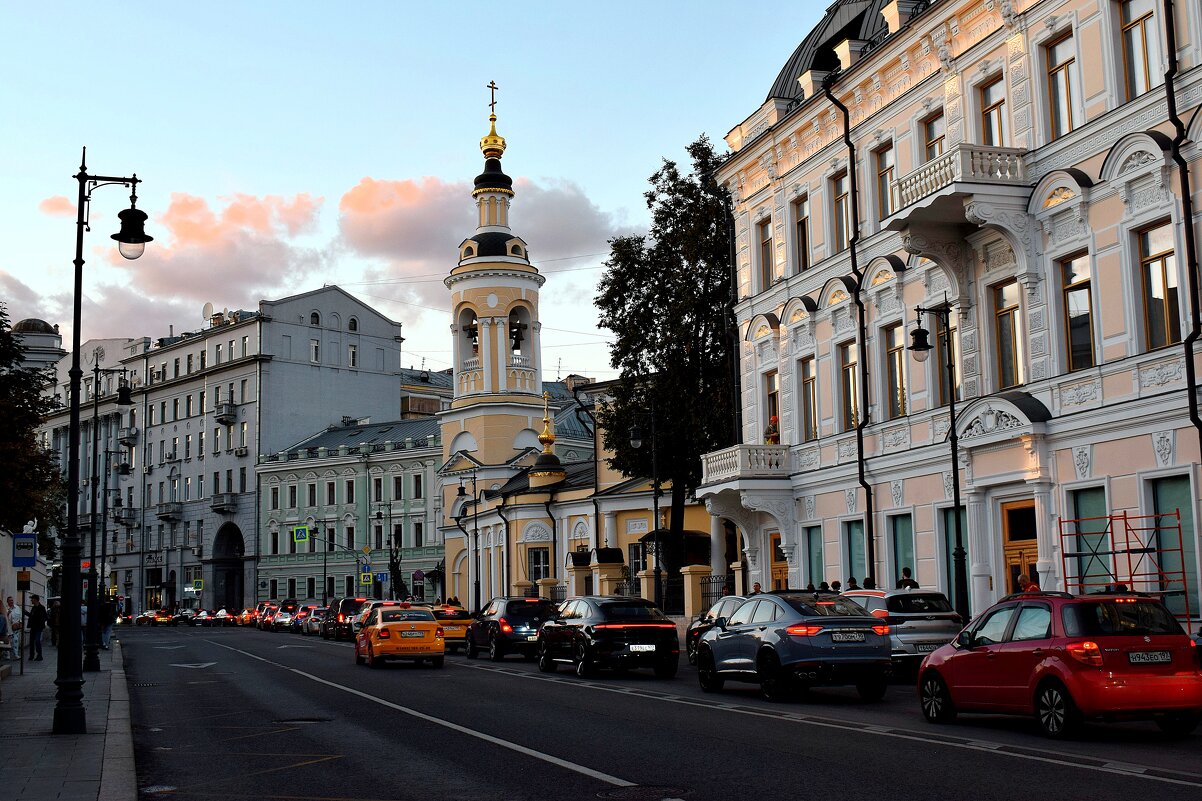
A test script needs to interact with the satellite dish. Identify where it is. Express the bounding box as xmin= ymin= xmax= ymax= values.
xmin=221 ymin=307 xmax=229 ymax=318
xmin=202 ymin=302 xmax=214 ymax=321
